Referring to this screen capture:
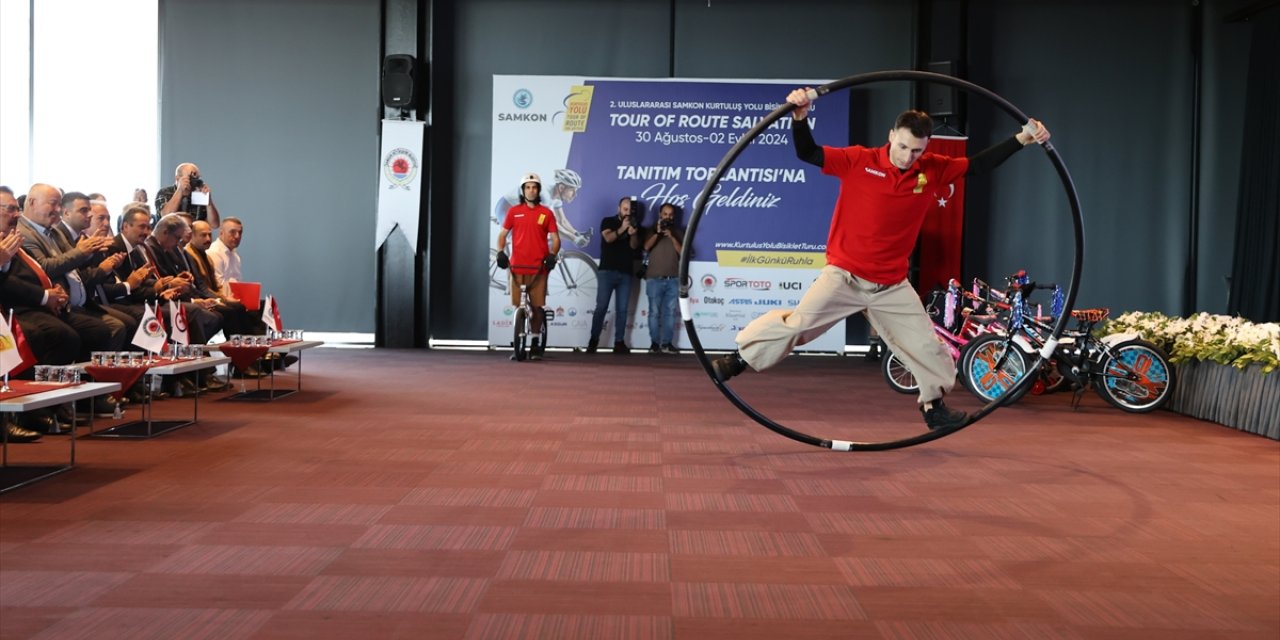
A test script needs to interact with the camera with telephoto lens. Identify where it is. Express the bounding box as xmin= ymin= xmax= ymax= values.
xmin=635 ymin=256 xmax=649 ymax=280
xmin=190 ymin=176 xmax=205 ymax=190
xmin=659 ymin=218 xmax=673 ymax=232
